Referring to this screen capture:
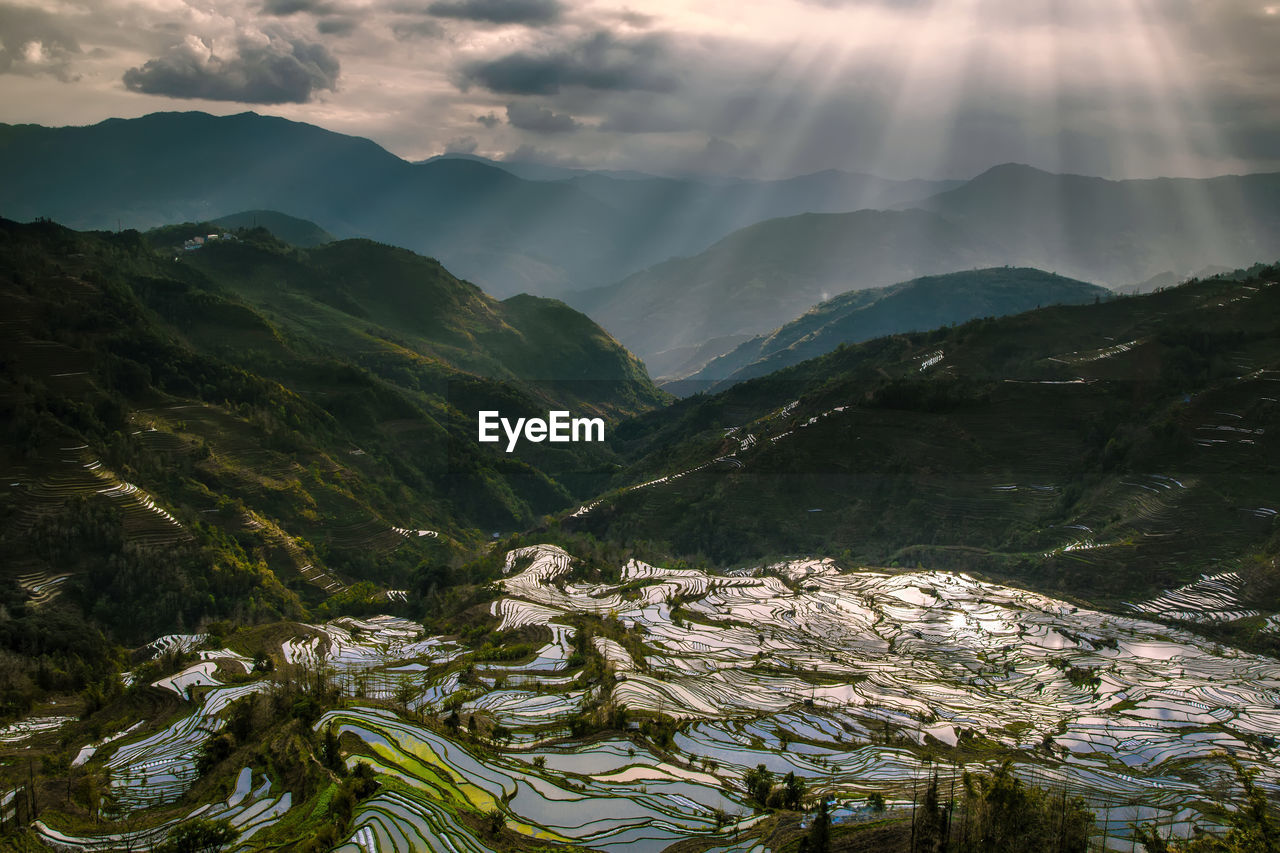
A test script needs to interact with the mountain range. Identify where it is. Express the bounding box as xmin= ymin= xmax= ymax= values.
xmin=670 ymin=267 xmax=1109 ymax=392
xmin=572 ymin=165 xmax=1280 ymax=371
xmin=0 ymin=112 xmax=955 ymax=300
xmin=904 ymin=162 xmax=1280 ymax=286
xmin=568 ymin=208 xmax=1001 ymax=372
xmin=7 ymin=111 xmax=1280 ymax=337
